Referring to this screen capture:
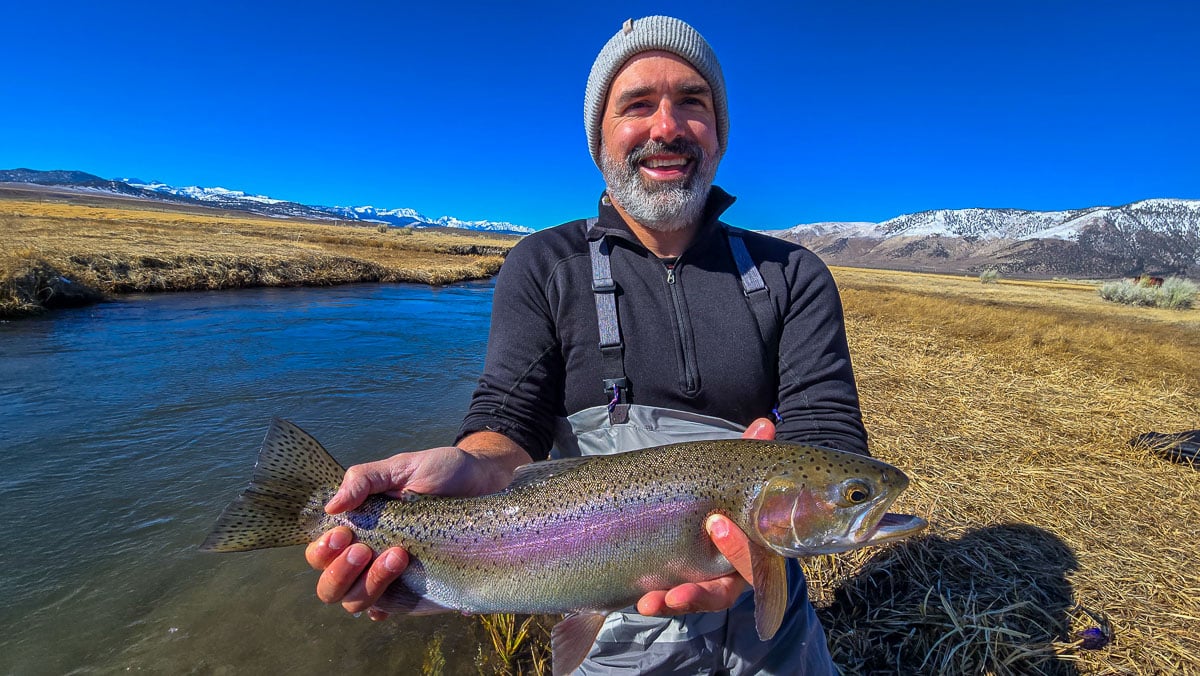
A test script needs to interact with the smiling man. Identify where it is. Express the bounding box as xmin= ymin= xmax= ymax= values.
xmin=306 ymin=16 xmax=866 ymax=675
xmin=596 ymin=50 xmax=721 ymax=253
